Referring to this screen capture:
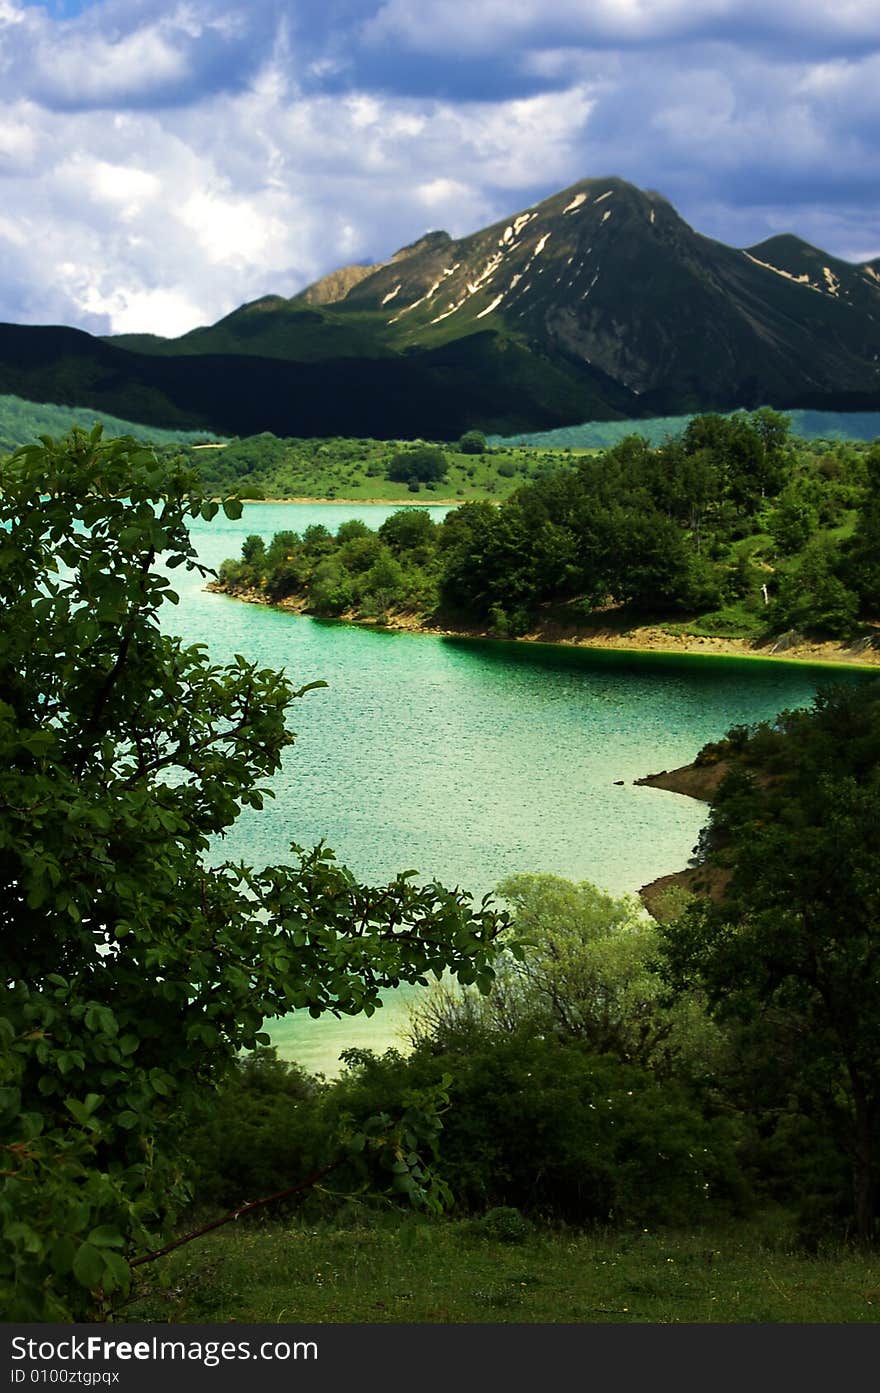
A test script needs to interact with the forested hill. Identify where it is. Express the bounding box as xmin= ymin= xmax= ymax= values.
xmin=213 ymin=410 xmax=880 ymax=646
